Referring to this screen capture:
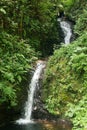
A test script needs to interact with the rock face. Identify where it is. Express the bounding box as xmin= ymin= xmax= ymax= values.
xmin=32 ymin=68 xmax=59 ymax=120
xmin=33 ymin=100 xmax=51 ymax=120
xmin=56 ymin=119 xmax=73 ymax=130
xmin=32 ymin=65 xmax=50 ymax=120
xmin=33 ymin=97 xmax=59 ymax=120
